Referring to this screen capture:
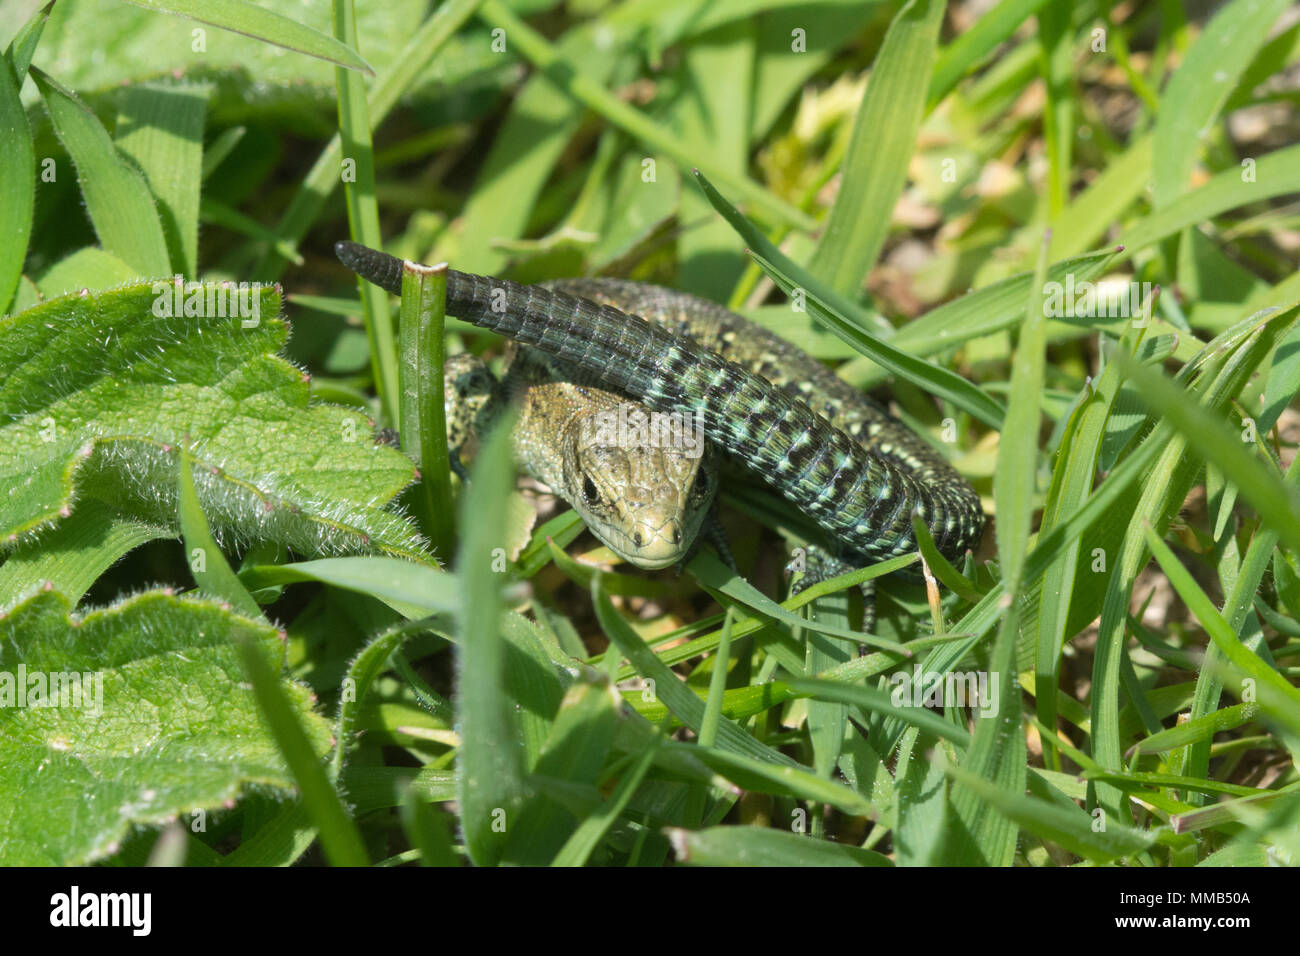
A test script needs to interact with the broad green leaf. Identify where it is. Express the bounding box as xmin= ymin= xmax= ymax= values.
xmin=121 ymin=0 xmax=373 ymax=73
xmin=0 ymin=588 xmax=332 ymax=865
xmin=0 ymin=282 xmax=424 ymax=558
xmin=35 ymin=0 xmax=430 ymax=95
xmin=669 ymin=826 xmax=892 ymax=867
xmin=0 ymin=499 xmax=168 ymax=610
xmin=32 ymin=67 xmax=170 ymax=276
